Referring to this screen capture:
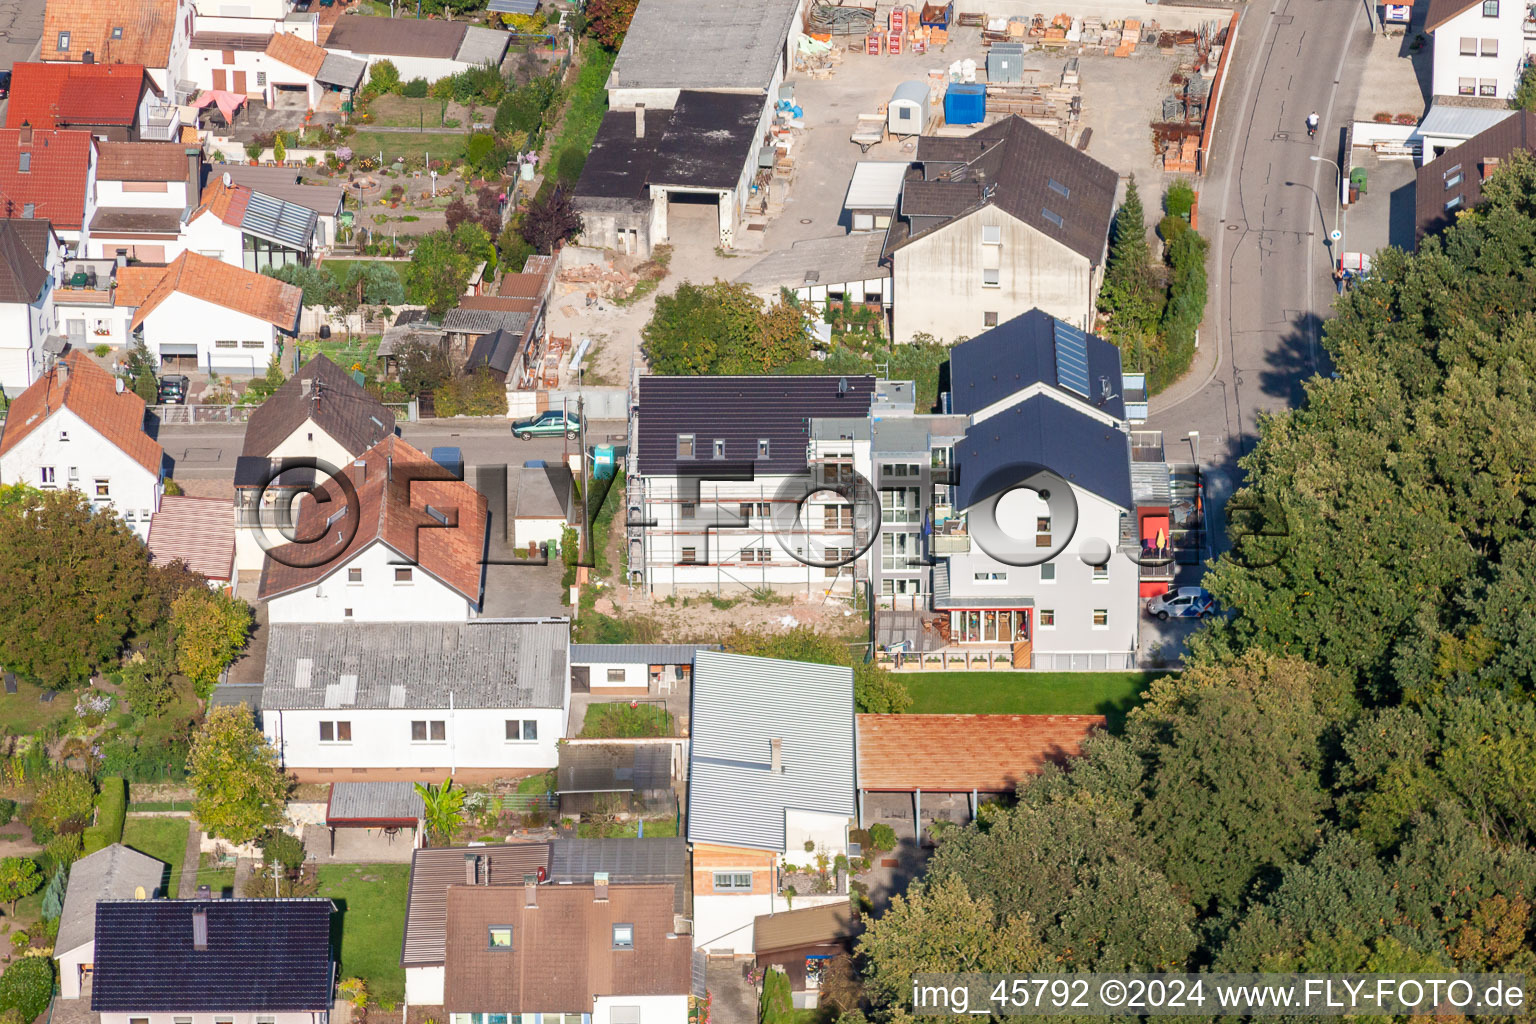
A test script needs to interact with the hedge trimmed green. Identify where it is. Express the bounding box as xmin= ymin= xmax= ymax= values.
xmin=83 ymin=776 xmax=127 ymax=855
